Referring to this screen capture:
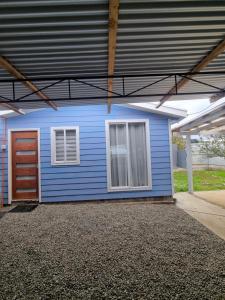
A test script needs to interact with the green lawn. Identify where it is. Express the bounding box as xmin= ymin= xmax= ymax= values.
xmin=174 ymin=169 xmax=225 ymax=192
